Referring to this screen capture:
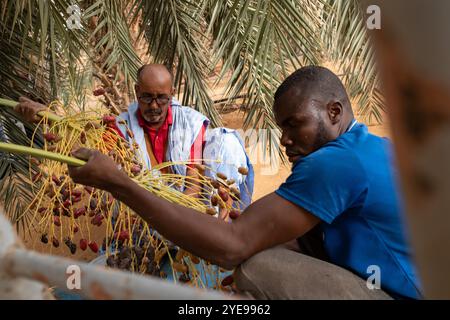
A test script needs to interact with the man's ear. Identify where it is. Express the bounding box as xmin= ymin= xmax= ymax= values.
xmin=134 ymin=84 xmax=139 ymax=96
xmin=171 ymin=86 xmax=175 ymax=96
xmin=327 ymin=101 xmax=343 ymax=124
